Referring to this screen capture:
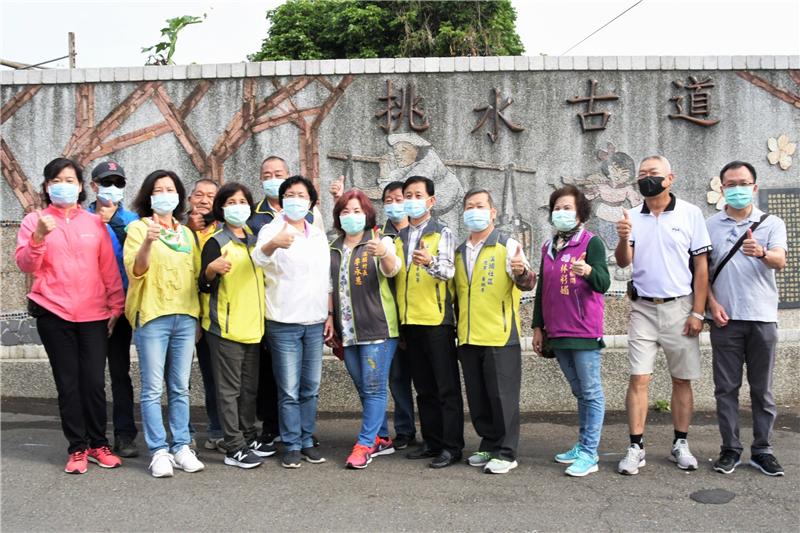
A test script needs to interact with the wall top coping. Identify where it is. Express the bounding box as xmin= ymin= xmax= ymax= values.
xmin=1 ymin=55 xmax=798 ymax=86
